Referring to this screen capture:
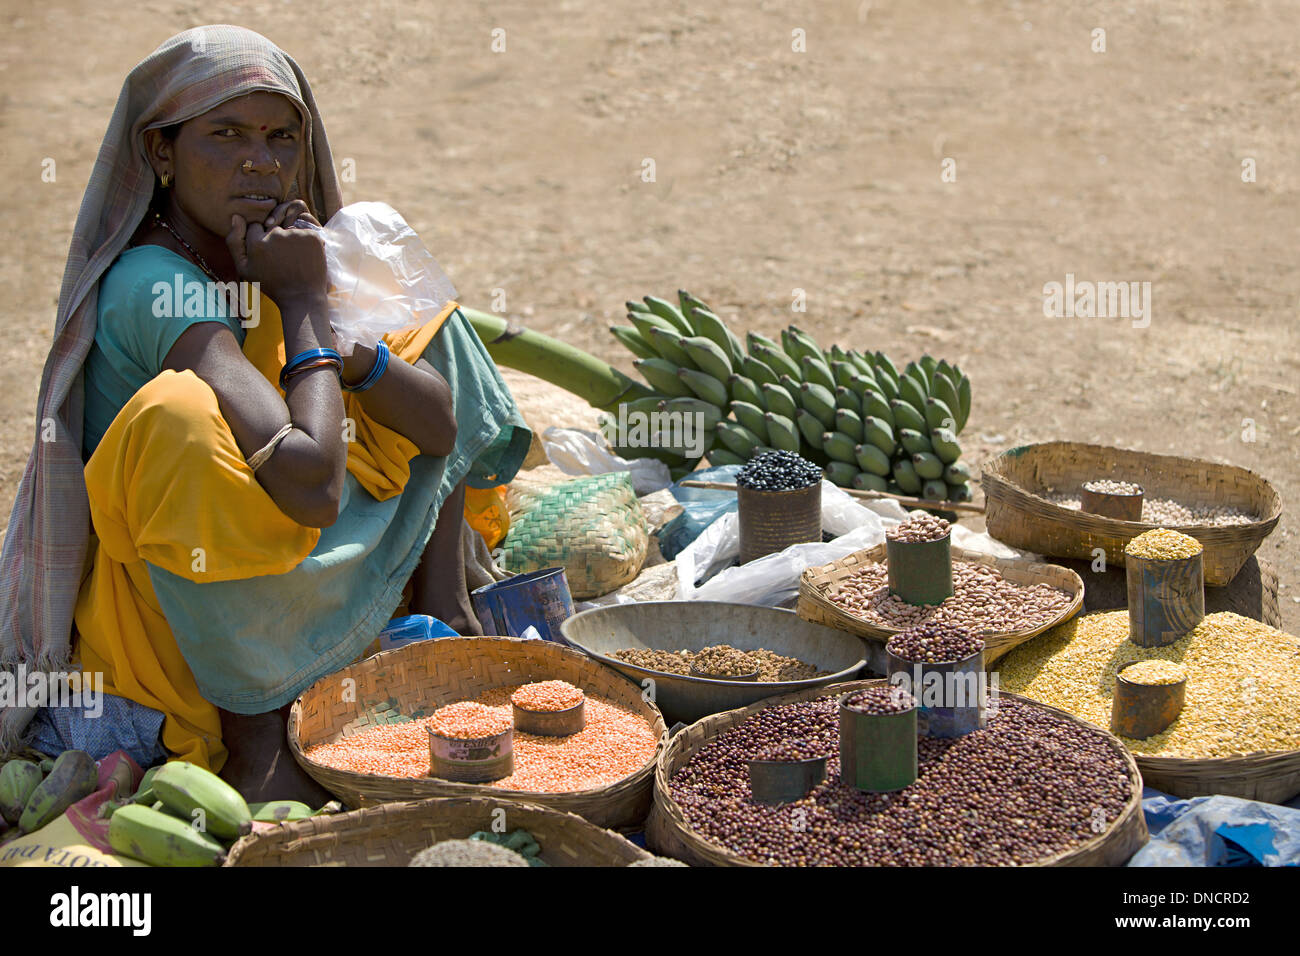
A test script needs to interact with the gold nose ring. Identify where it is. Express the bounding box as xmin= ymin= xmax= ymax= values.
xmin=242 ymin=160 xmax=253 ymax=172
